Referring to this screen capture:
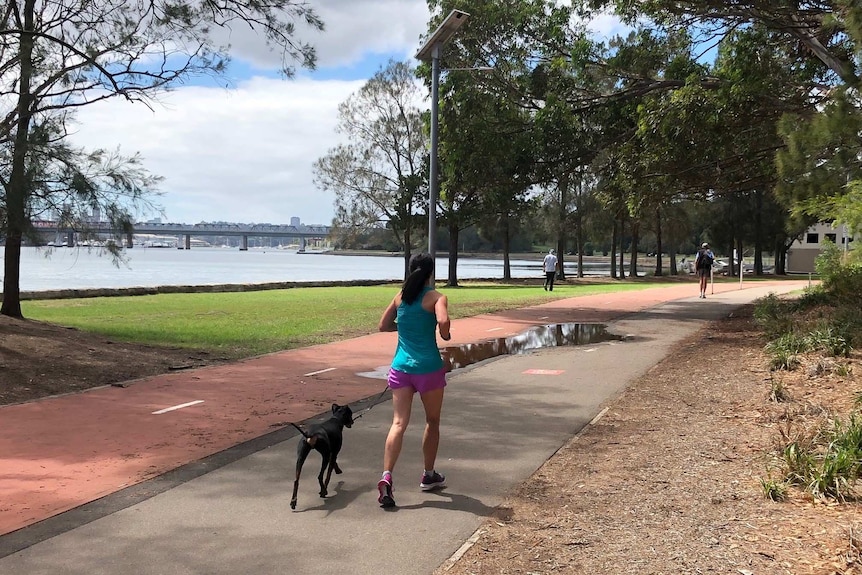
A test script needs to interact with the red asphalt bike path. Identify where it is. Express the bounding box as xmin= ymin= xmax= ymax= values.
xmin=0 ymin=280 xmax=807 ymax=537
